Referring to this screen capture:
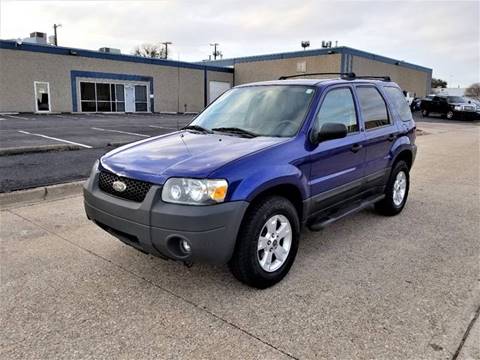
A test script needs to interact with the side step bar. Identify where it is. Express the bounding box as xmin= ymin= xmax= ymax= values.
xmin=308 ymin=194 xmax=385 ymax=231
